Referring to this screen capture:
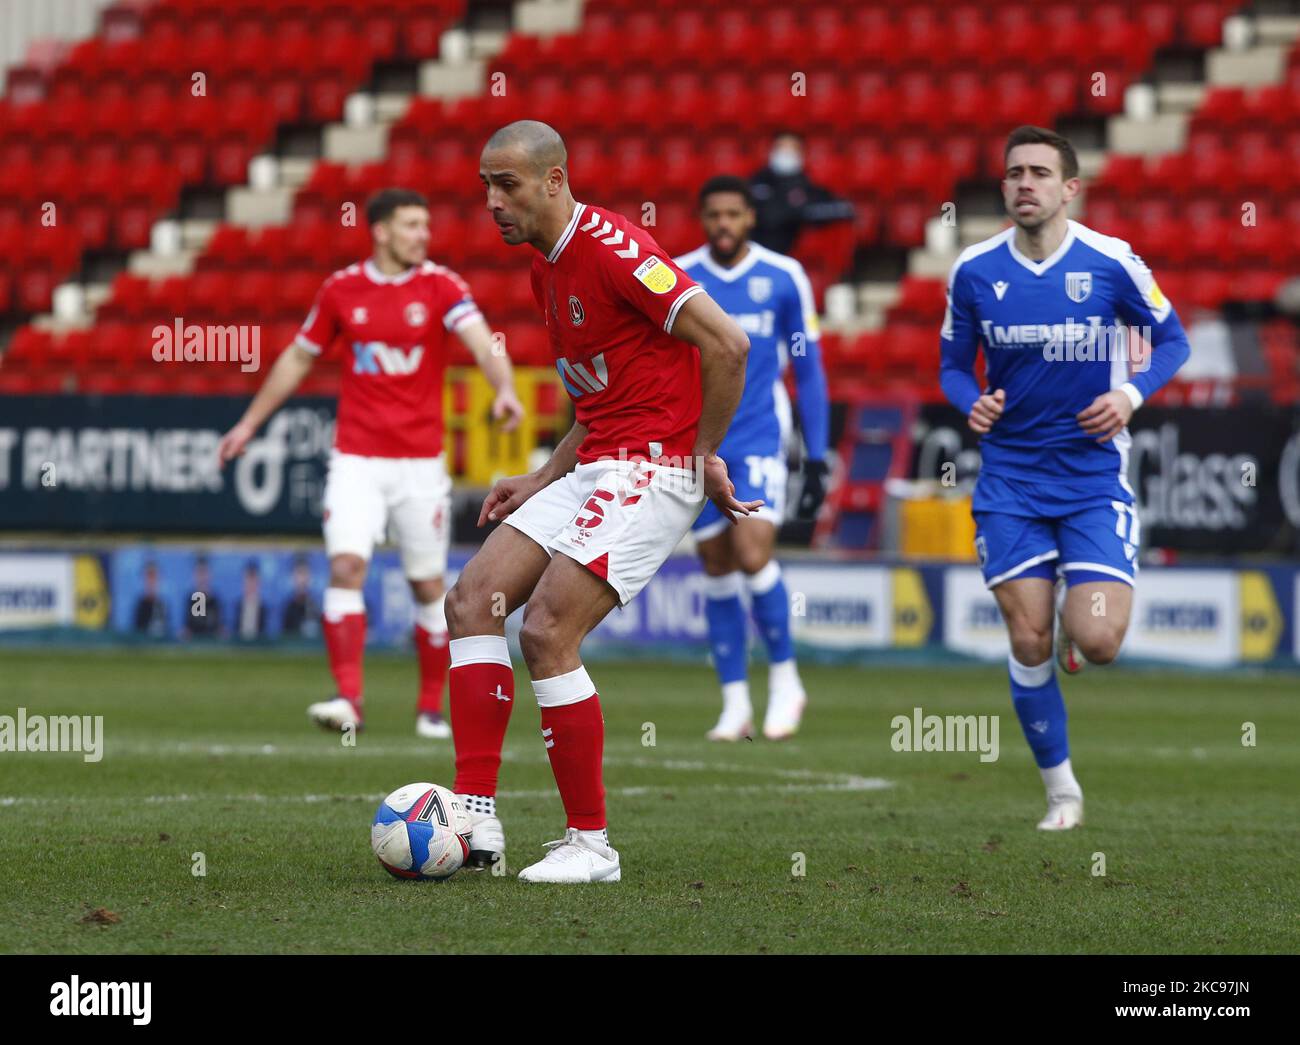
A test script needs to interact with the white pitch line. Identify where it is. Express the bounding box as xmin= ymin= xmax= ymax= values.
xmin=74 ymin=742 xmax=891 ymax=785
xmin=0 ymin=776 xmax=891 ymax=808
